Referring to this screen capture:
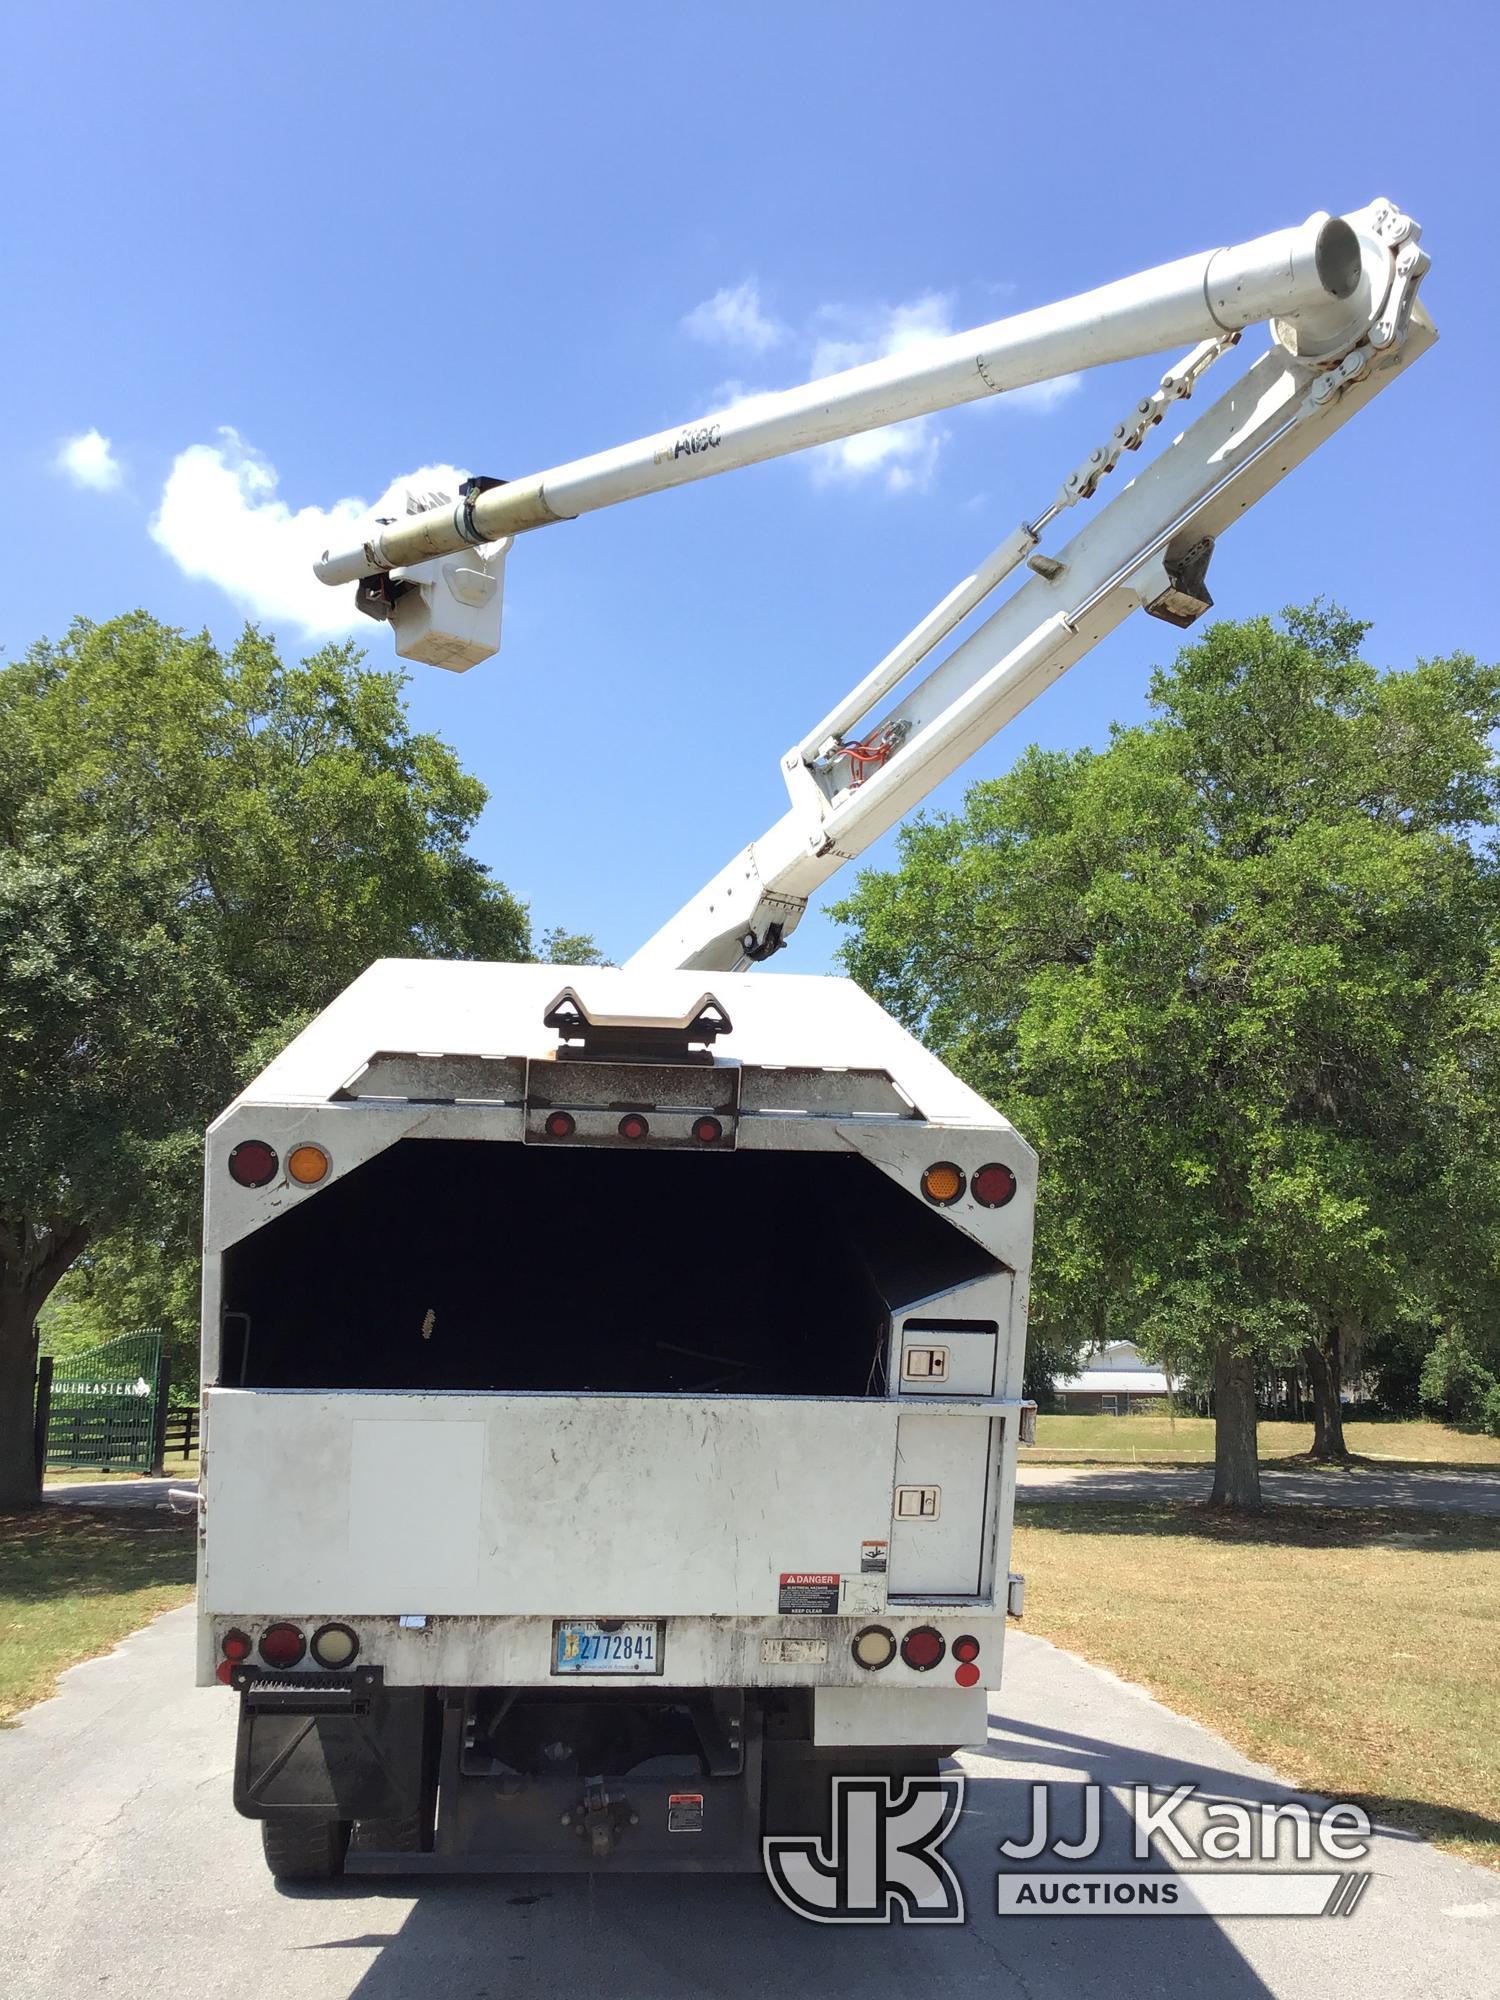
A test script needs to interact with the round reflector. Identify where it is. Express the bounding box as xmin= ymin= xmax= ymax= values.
xmin=310 ymin=1621 xmax=360 ymax=1669
xmin=259 ymin=1621 xmax=306 ymax=1669
xmin=971 ymin=1162 xmax=1018 ymax=1209
xmin=851 ymin=1625 xmax=897 ymax=1671
xmin=954 ymin=1662 xmax=982 ymax=1688
xmin=544 ymin=1111 xmax=576 ymax=1139
xmin=287 ymin=1143 xmax=330 ymax=1187
xmin=228 ymin=1140 xmax=278 ymax=1189
xmin=952 ymin=1633 xmax=981 ymax=1664
xmin=618 ymin=1113 xmax=649 ymax=1141
xmin=920 ymin=1162 xmax=964 ymax=1206
xmin=215 ymin=1661 xmax=235 ymax=1686
xmin=220 ymin=1628 xmax=252 ymax=1662
xmin=692 ymin=1116 xmax=723 ymax=1145
xmin=899 ymin=1625 xmax=946 ymax=1672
